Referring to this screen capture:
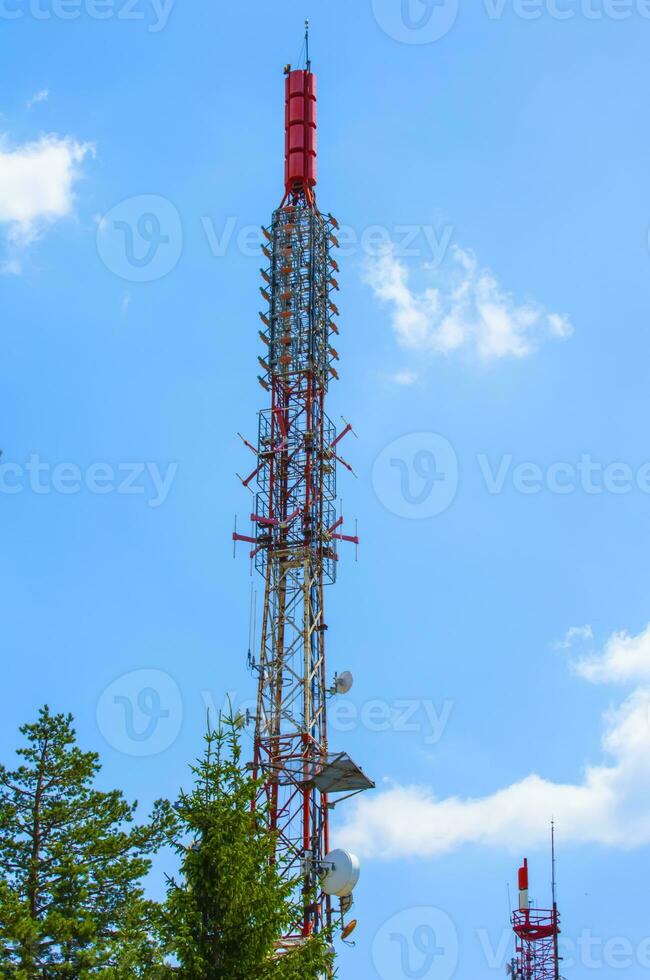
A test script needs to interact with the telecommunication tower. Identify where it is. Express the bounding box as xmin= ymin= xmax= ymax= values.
xmin=510 ymin=829 xmax=562 ymax=980
xmin=233 ymin=25 xmax=374 ymax=952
